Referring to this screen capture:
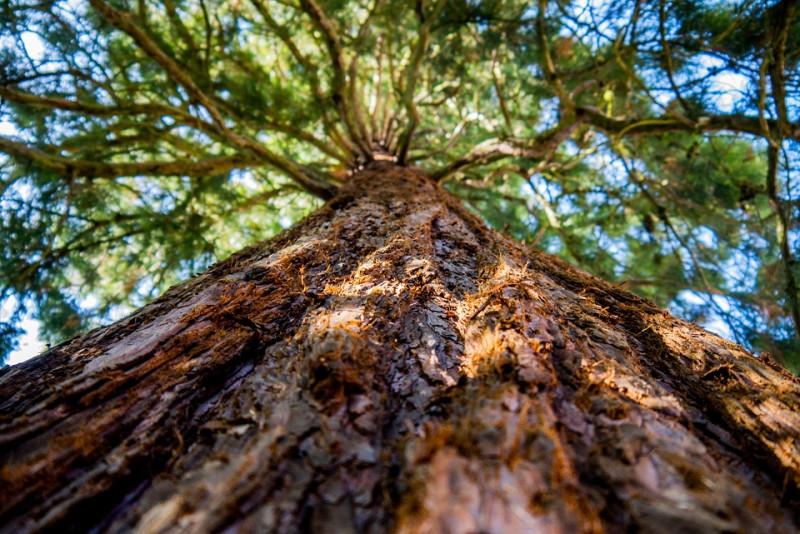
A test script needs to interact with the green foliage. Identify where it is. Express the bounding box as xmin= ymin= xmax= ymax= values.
xmin=1 ymin=0 xmax=799 ymax=372
xmin=0 ymin=321 xmax=23 ymax=357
